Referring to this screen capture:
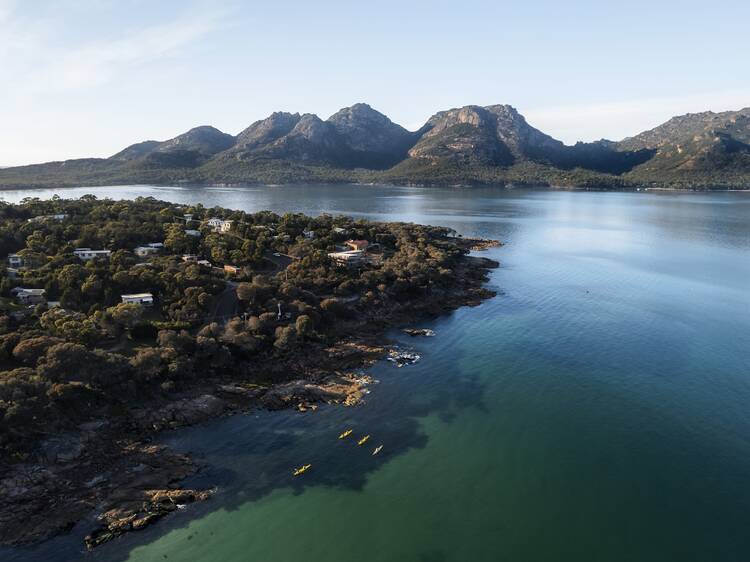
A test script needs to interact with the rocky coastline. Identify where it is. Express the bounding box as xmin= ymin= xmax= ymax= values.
xmin=0 ymin=240 xmax=499 ymax=550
